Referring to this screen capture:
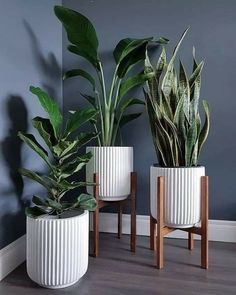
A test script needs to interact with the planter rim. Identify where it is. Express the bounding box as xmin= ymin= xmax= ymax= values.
xmin=26 ymin=209 xmax=87 ymax=222
xmin=87 ymin=146 xmax=133 ymax=149
xmin=151 ymin=164 xmax=205 ymax=169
